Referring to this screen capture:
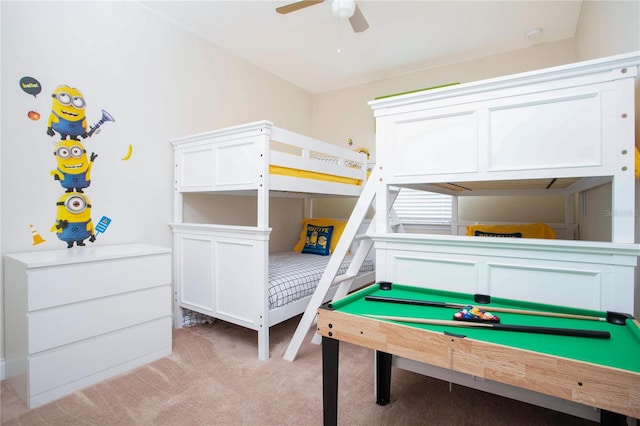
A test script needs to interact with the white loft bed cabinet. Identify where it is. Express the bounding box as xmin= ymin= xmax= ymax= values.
xmin=366 ymin=52 xmax=640 ymax=421
xmin=170 ymin=121 xmax=374 ymax=360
